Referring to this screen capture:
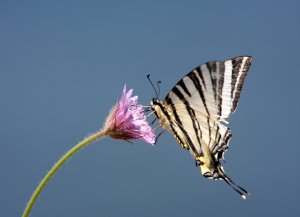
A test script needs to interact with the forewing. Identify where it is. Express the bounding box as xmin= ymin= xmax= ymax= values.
xmin=164 ymin=56 xmax=252 ymax=157
xmin=166 ymin=56 xmax=252 ymax=119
